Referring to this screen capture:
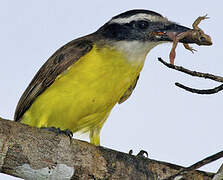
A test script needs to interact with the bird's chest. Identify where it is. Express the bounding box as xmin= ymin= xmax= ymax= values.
xmin=21 ymin=46 xmax=146 ymax=127
xmin=54 ymin=47 xmax=145 ymax=107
